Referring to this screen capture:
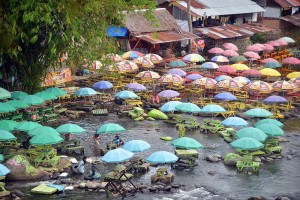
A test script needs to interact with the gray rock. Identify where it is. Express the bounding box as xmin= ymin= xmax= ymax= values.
xmin=275 ymin=197 xmax=291 ymax=200
xmin=156 ymin=182 xmax=166 ymax=187
xmin=98 ymin=189 xmax=106 ymax=193
xmin=208 ymin=171 xmax=217 ymax=176
xmin=224 ymin=153 xmax=241 ymax=166
xmin=265 ymin=157 xmax=273 ymax=162
xmin=61 ymin=178 xmax=74 ymax=184
xmin=11 ymin=190 xmax=25 ymax=197
xmin=247 ymin=196 xmax=267 ymax=200
xmin=51 ymin=173 xmax=60 ymax=180
xmin=73 ymin=184 xmax=79 ymax=188
xmin=157 ymin=185 xmax=165 ymax=191
xmin=270 ymin=155 xmax=277 ymax=159
xmin=86 ymin=181 xmax=101 ymax=189
xmin=194 ymin=184 xmax=201 ymax=188
xmin=172 ymin=184 xmax=180 ymax=188
xmin=260 ymin=157 xmax=266 ymax=160
xmin=164 ymin=186 xmax=172 ymax=192
xmin=212 ymin=154 xmax=222 ymax=159
xmin=253 ymin=157 xmax=261 ymax=162
xmin=79 ymin=182 xmax=86 ymax=188
xmin=149 ymin=187 xmax=157 ymax=192
xmin=88 ymin=189 xmax=93 ymax=192
xmin=206 ymin=155 xmax=220 ymax=162
xmin=287 ymin=155 xmax=292 ymax=160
